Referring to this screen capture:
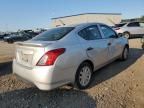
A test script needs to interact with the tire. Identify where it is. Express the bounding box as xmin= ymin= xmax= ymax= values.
xmin=121 ymin=46 xmax=129 ymax=61
xmin=9 ymin=39 xmax=14 ymax=44
xmin=75 ymin=62 xmax=93 ymax=89
xmin=123 ymin=32 xmax=130 ymax=39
